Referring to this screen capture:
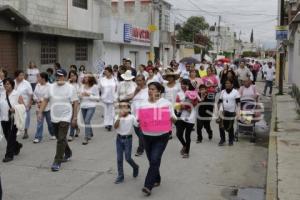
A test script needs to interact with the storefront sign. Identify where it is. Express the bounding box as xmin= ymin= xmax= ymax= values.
xmin=124 ymin=23 xmax=150 ymax=43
